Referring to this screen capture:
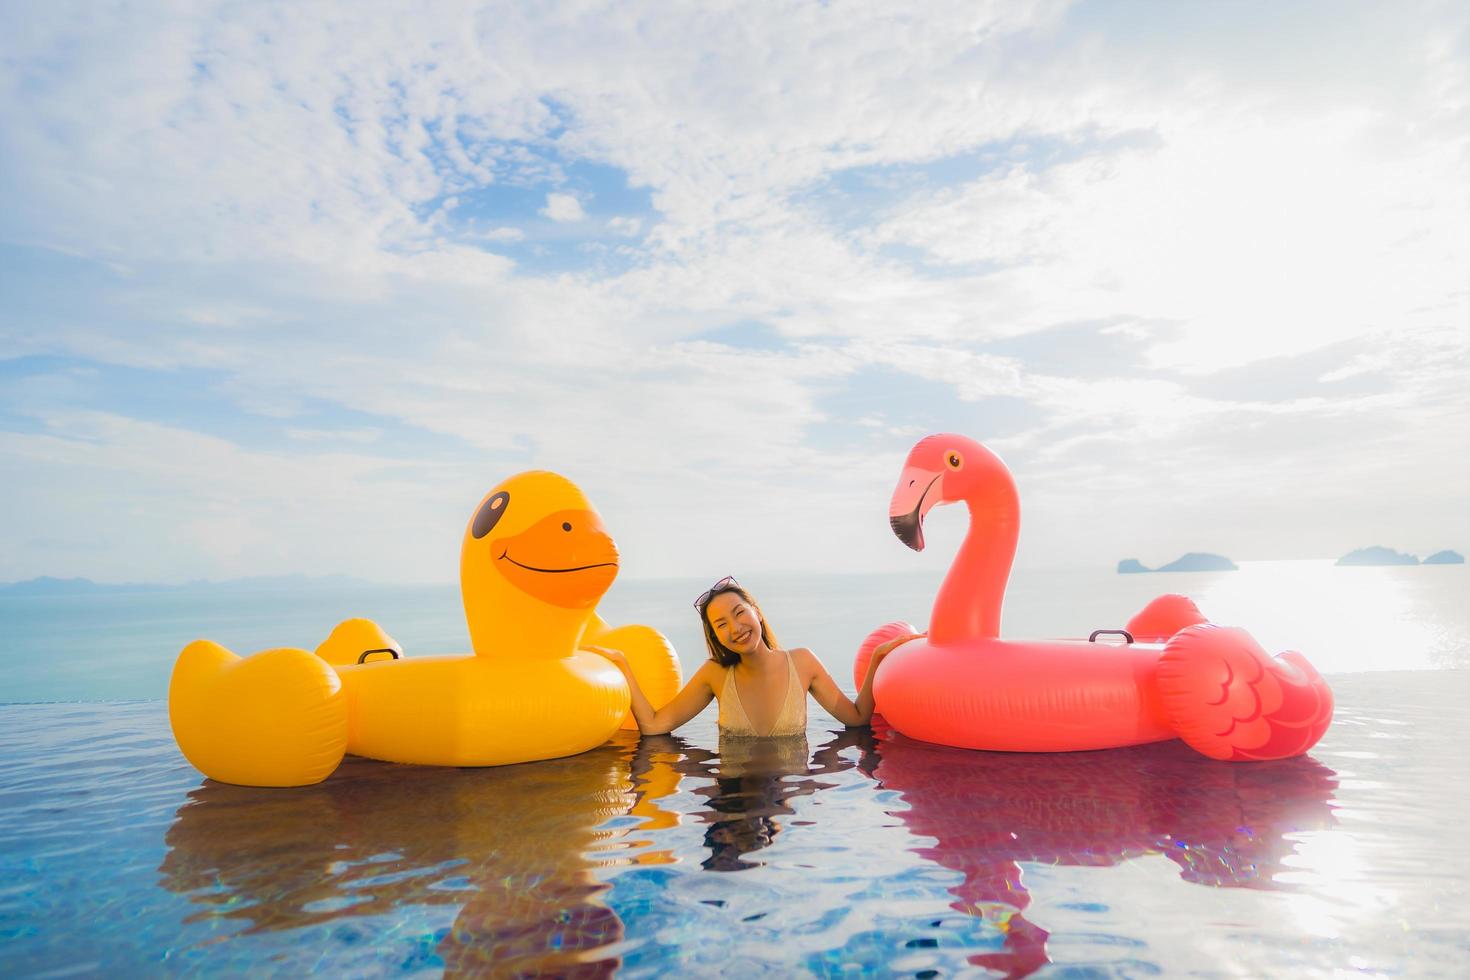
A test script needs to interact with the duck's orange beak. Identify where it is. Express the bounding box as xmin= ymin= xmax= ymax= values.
xmin=889 ymin=465 xmax=943 ymax=552
xmin=493 ymin=509 xmax=619 ymax=609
